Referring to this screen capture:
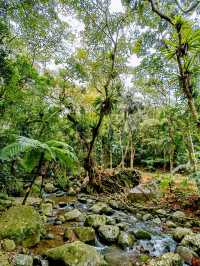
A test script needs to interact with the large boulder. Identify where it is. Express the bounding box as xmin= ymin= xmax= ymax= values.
xmin=44 ymin=241 xmax=104 ymax=266
xmin=98 ymin=225 xmax=120 ymax=243
xmin=0 ymin=206 xmax=44 ymax=247
xmin=2 ymin=239 xmax=16 ymax=251
xmin=44 ymin=183 xmax=56 ymax=193
xmin=85 ymin=214 xmax=107 ymax=228
xmin=149 ymin=252 xmax=183 ymax=266
xmin=134 ymin=229 xmax=151 ymax=240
